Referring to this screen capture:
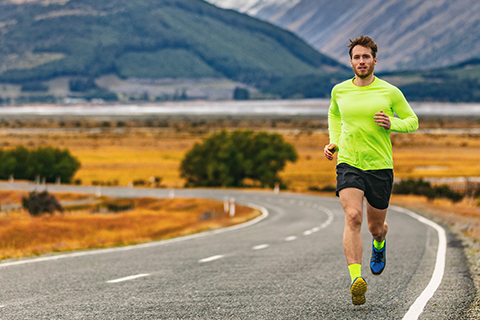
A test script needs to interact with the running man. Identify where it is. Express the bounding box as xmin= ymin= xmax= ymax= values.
xmin=324 ymin=36 xmax=418 ymax=305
